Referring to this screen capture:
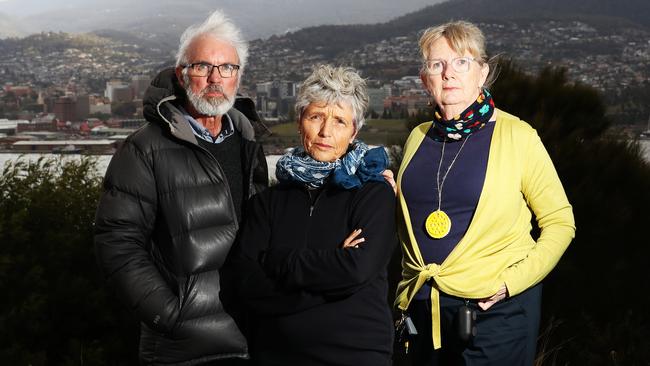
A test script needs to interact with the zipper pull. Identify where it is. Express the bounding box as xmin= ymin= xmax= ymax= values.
xmin=309 ymin=205 xmax=314 ymax=217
